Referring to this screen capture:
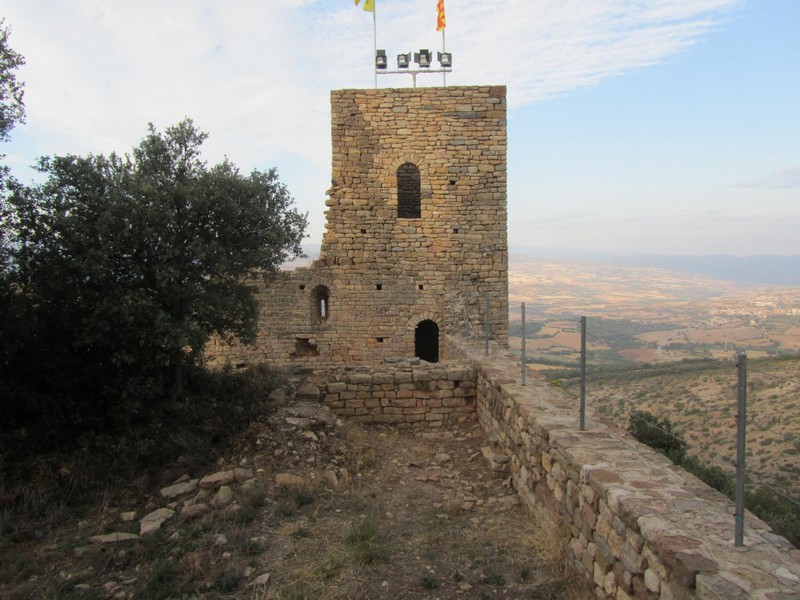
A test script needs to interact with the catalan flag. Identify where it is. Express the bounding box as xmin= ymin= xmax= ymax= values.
xmin=436 ymin=0 xmax=446 ymax=30
xmin=355 ymin=0 xmax=374 ymax=12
